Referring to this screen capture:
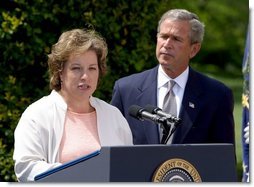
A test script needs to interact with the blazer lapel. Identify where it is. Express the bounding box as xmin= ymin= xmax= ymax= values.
xmin=173 ymin=68 xmax=204 ymax=143
xmin=135 ymin=66 xmax=158 ymax=106
xmin=135 ymin=66 xmax=160 ymax=143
